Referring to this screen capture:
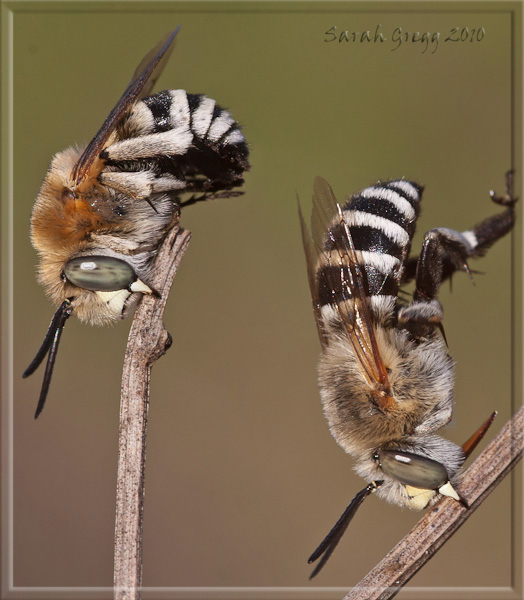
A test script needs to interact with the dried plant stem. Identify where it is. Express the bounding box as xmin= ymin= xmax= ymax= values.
xmin=345 ymin=404 xmax=524 ymax=600
xmin=113 ymin=223 xmax=192 ymax=600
